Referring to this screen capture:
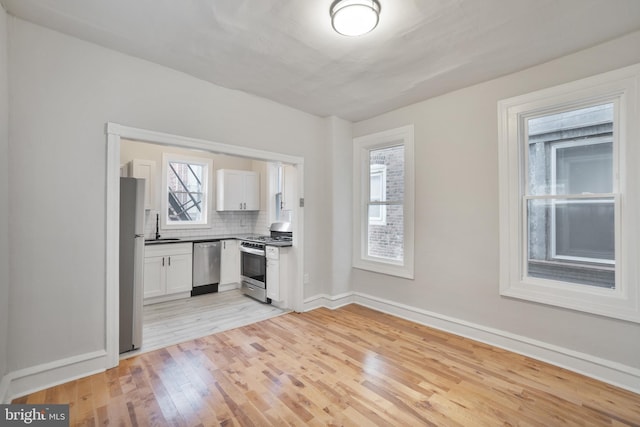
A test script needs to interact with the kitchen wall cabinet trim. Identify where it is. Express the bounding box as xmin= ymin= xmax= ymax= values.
xmin=128 ymin=159 xmax=156 ymax=210
xmin=144 ymin=243 xmax=192 ymax=304
xmin=216 ymin=169 xmax=260 ymax=211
